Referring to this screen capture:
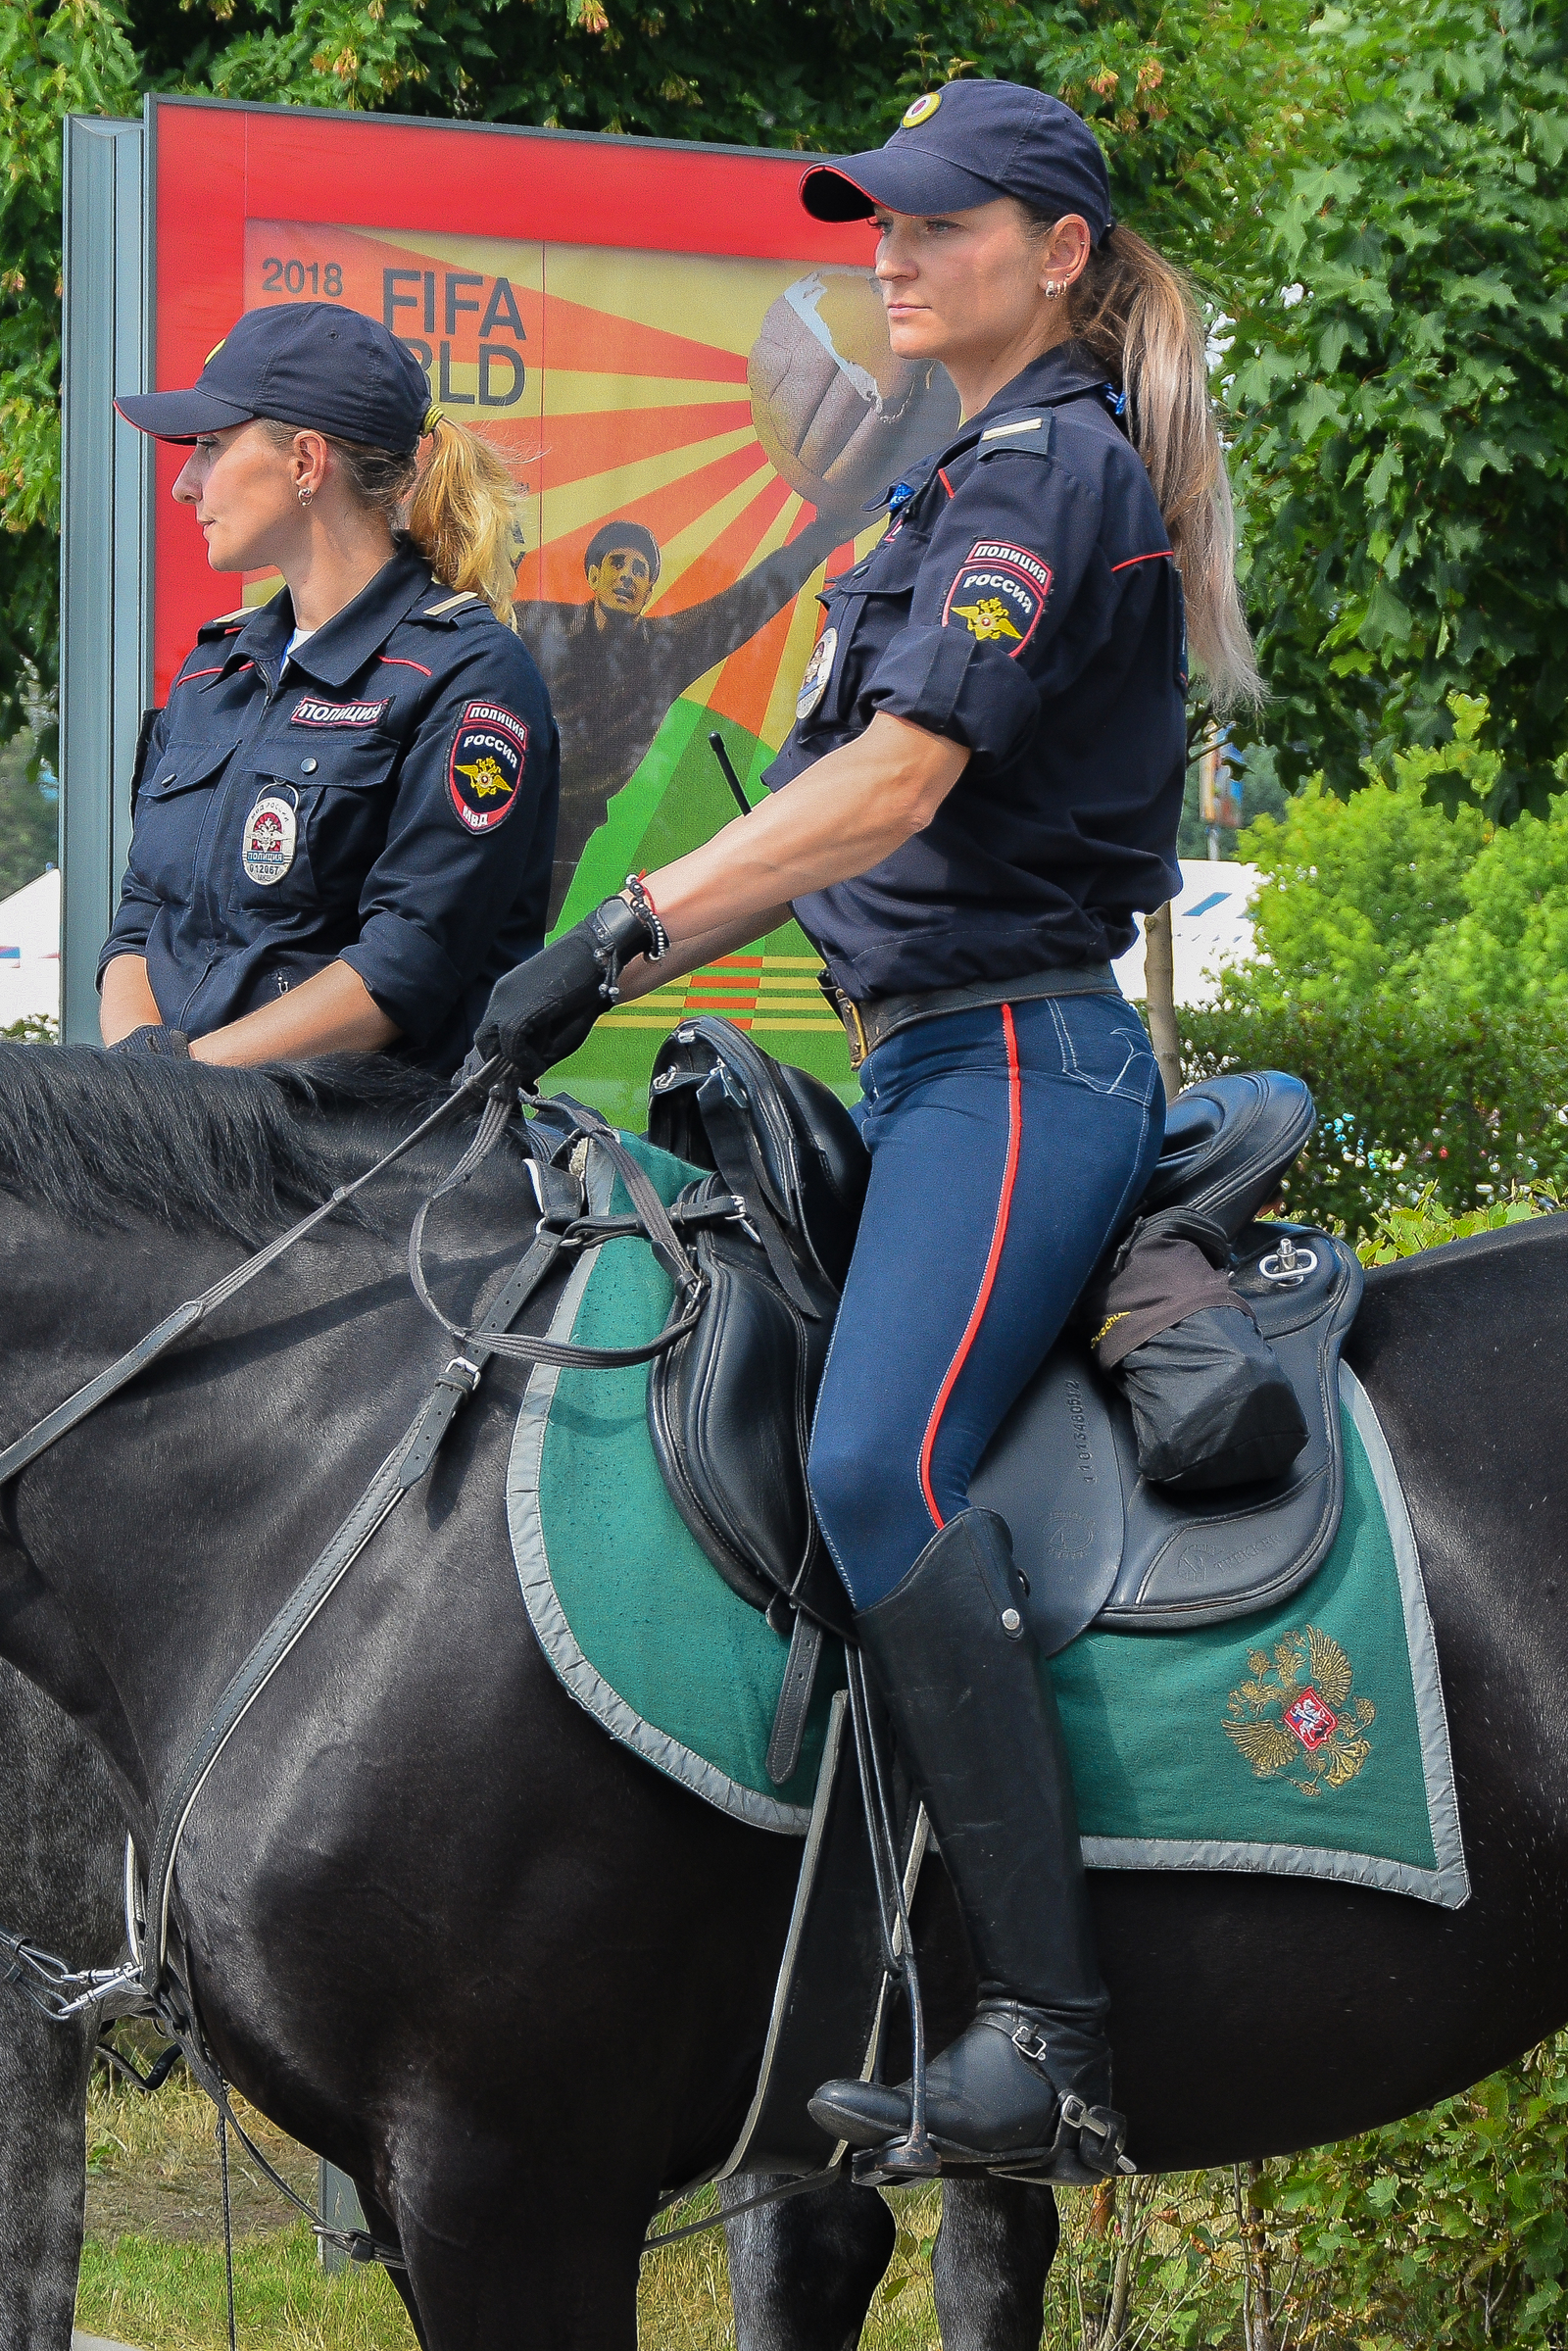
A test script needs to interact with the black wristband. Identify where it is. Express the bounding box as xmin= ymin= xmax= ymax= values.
xmin=621 ymin=873 xmax=669 ymax=960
